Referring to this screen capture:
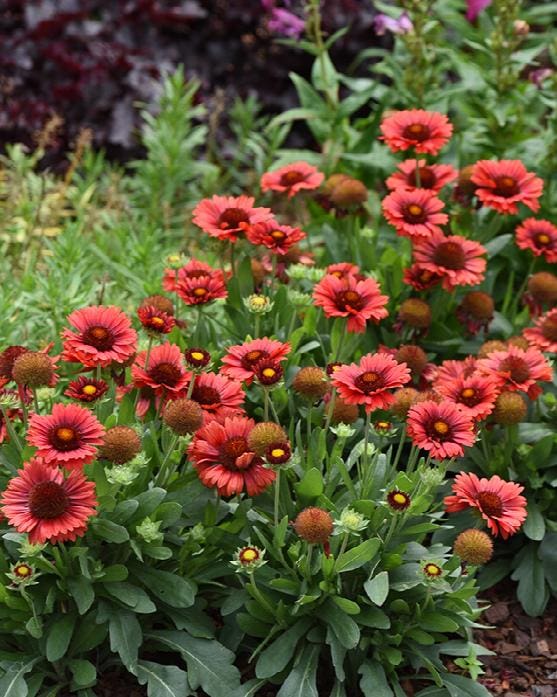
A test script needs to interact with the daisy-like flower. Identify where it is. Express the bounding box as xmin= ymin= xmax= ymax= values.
xmin=62 ymin=306 xmax=138 ymax=368
xmin=435 ymin=357 xmax=477 ymax=383
xmin=379 ymin=109 xmax=453 ymax=155
xmin=313 ymin=273 xmax=389 ymax=333
xmin=221 ymin=338 xmax=290 ymax=384
xmin=0 ymin=458 xmax=97 ymax=544
xmin=402 ymin=264 xmax=443 ymax=291
xmin=386 ymin=160 xmax=458 ymax=192
xmin=524 ymin=308 xmax=557 ymax=353
xmin=188 ymin=416 xmax=276 ymax=496
xmin=476 ymin=344 xmax=552 ymax=398
xmin=412 ymin=231 xmax=487 ymax=291
xmin=246 ymin=221 xmax=306 ymax=255
xmin=163 ymin=259 xmax=220 ymax=293
xmin=444 ymin=472 xmax=527 ymax=539
xmin=131 ymin=343 xmax=191 ymax=397
xmin=332 ymin=353 xmax=411 ymax=413
xmin=254 ymin=358 xmax=283 ymax=386
xmin=64 ymin=376 xmax=109 ymax=404
xmin=435 ymin=373 xmax=500 ymax=421
xmin=176 ymin=271 xmax=228 ymax=306
xmin=189 ymin=372 xmax=245 ymax=421
xmin=407 ymin=400 xmax=476 ymax=459
xmin=27 ymin=403 xmax=105 ymax=470
xmin=192 ymin=195 xmax=273 ymax=242
xmin=382 ymin=188 xmax=448 ymax=239
xmin=471 ymin=160 xmax=543 ymax=215
xmin=326 ymin=262 xmax=361 ymax=279
xmin=515 ymin=218 xmax=557 ymax=263
xmin=260 ymin=161 xmax=324 ymax=198
xmin=185 ymin=348 xmax=212 ymax=369
xmin=137 ymin=305 xmax=176 ymax=335
xmin=387 ymin=489 xmax=411 ymax=511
